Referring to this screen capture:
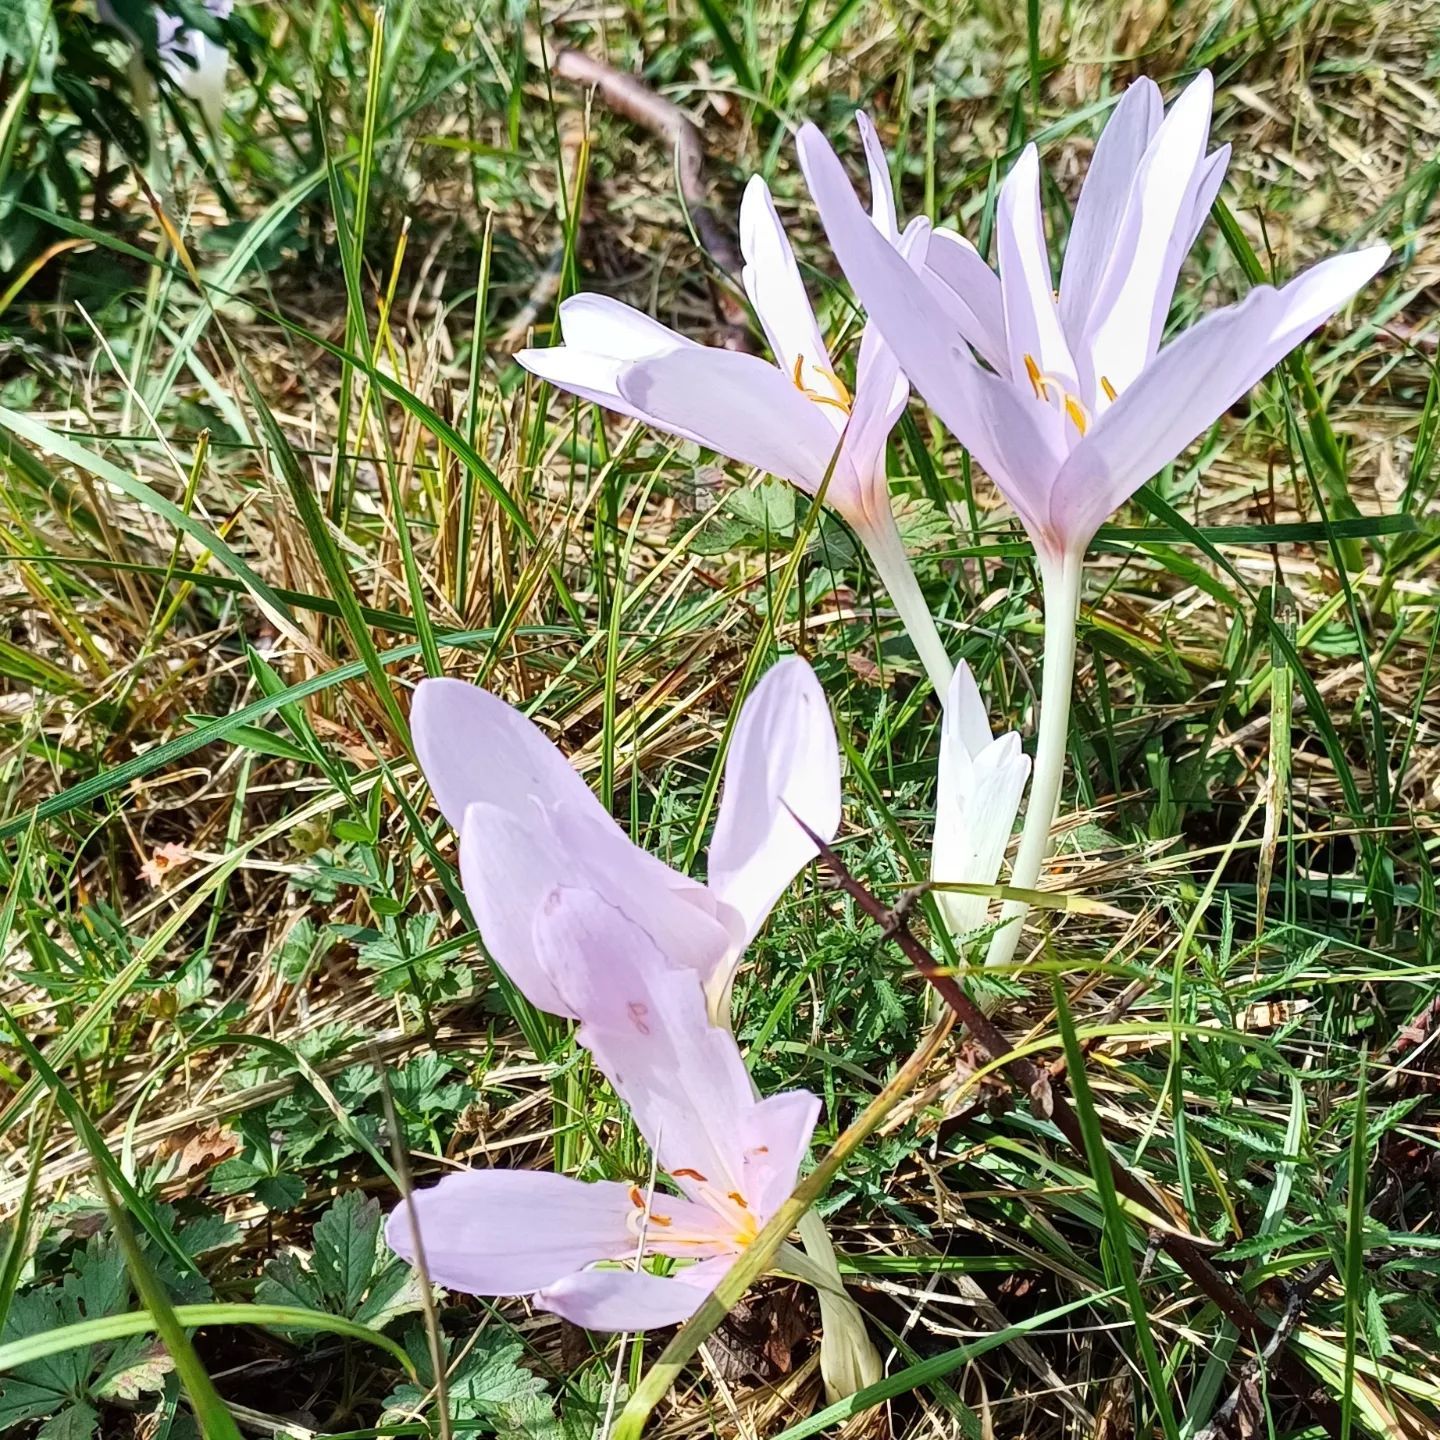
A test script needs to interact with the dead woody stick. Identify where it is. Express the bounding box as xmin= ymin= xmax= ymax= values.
xmin=552 ymin=48 xmax=752 ymax=347
xmin=799 ymin=821 xmax=1344 ymax=1439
